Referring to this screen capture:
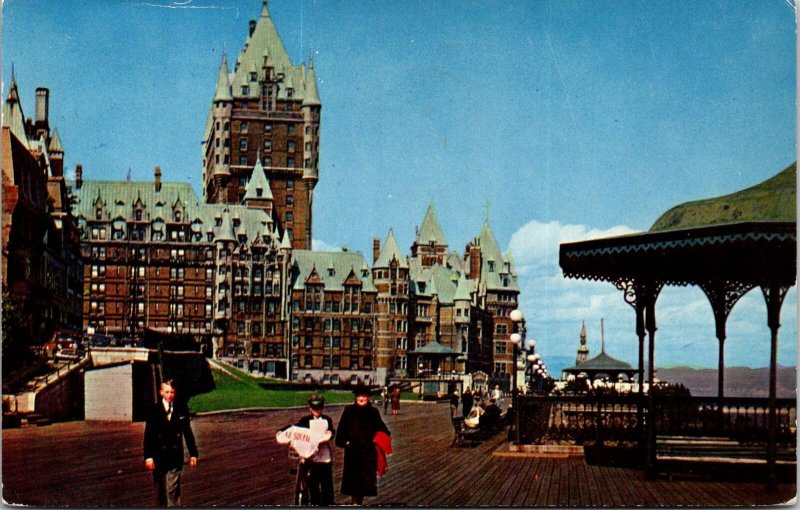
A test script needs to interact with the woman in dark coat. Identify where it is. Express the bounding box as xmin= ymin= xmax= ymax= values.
xmin=335 ymin=384 xmax=390 ymax=505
